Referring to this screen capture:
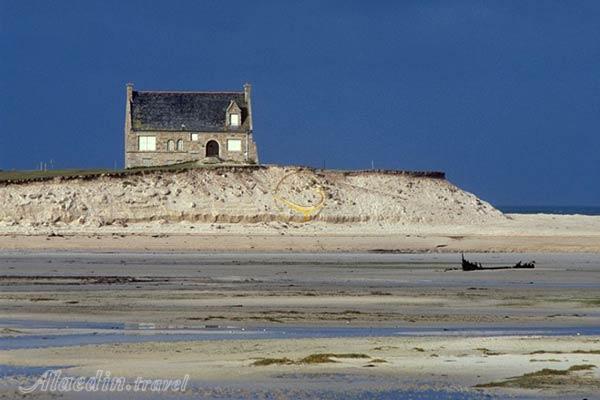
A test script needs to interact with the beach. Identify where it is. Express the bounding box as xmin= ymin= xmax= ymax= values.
xmin=1 ymin=251 xmax=599 ymax=398
xmin=1 ymin=213 xmax=600 ymax=253
xmin=3 ymin=0 xmax=600 ymax=397
xmin=1 ymin=167 xmax=599 ymax=398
